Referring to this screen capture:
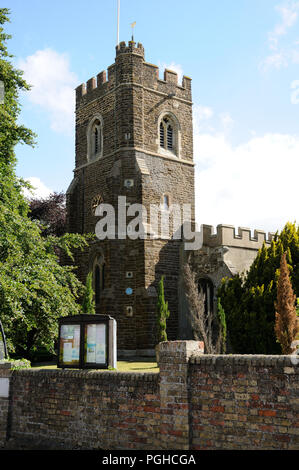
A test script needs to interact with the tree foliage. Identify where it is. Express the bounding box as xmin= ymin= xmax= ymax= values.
xmin=219 ymin=222 xmax=299 ymax=354
xmin=28 ymin=192 xmax=66 ymax=237
xmin=81 ymin=272 xmax=96 ymax=314
xmin=0 ymin=9 xmax=90 ymax=359
xmin=274 ymin=252 xmax=298 ymax=354
xmin=0 ymin=8 xmax=36 ymax=166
